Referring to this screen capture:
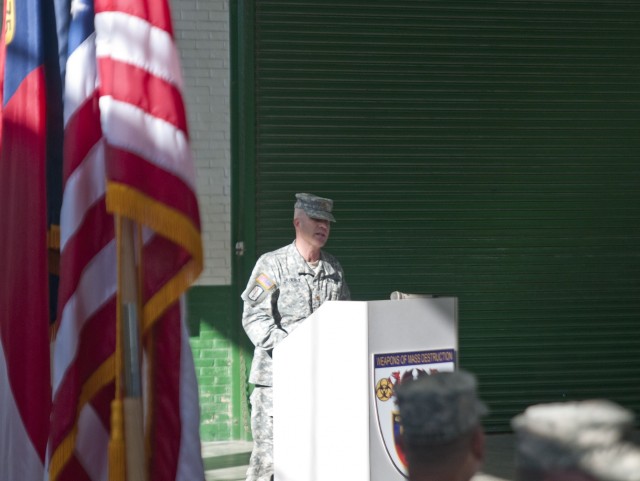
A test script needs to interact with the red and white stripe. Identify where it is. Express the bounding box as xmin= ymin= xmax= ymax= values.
xmin=49 ymin=7 xmax=114 ymax=477
xmin=49 ymin=1 xmax=204 ymax=480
